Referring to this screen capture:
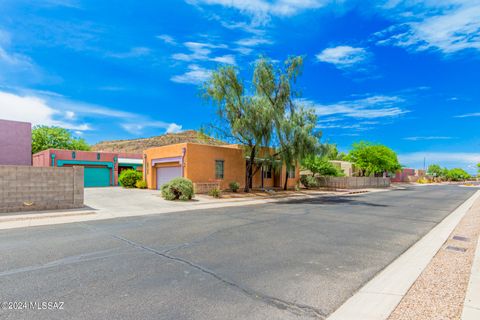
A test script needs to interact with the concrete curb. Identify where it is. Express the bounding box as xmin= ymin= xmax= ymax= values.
xmin=0 ymin=210 xmax=96 ymax=223
xmin=327 ymin=190 xmax=480 ymax=320
xmin=462 ymin=234 xmax=480 ymax=319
